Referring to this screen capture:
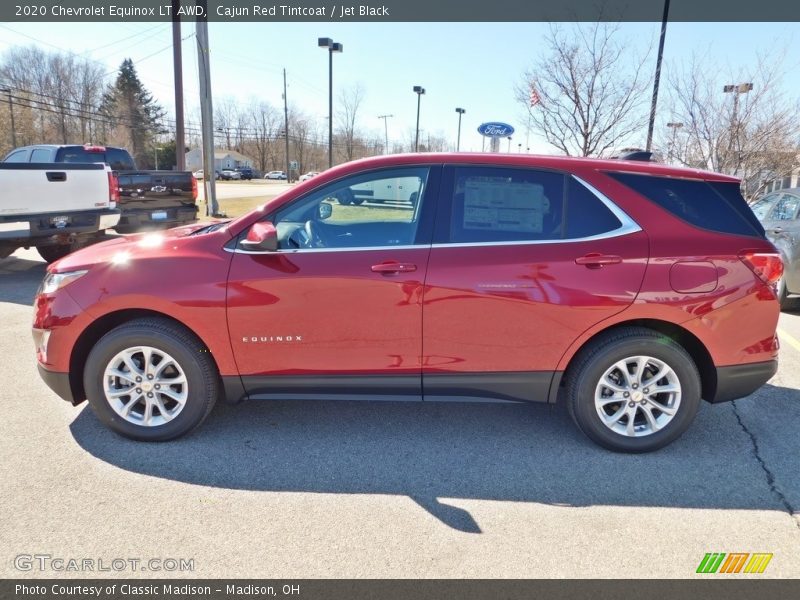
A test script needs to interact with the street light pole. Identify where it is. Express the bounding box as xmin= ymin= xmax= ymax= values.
xmin=378 ymin=114 xmax=393 ymax=155
xmin=507 ymin=136 xmax=512 ymax=153
xmin=318 ymin=37 xmax=343 ymax=169
xmin=455 ymin=107 xmax=465 ymax=152
xmin=413 ymin=86 xmax=425 ymax=152
xmin=723 ymin=82 xmax=753 ymax=154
